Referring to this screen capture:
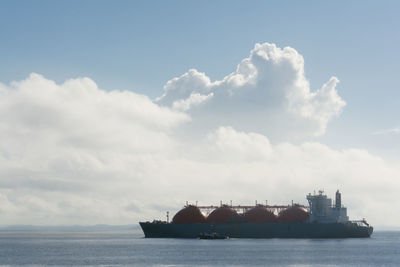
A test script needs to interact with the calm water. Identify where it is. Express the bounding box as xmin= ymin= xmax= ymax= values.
xmin=0 ymin=229 xmax=399 ymax=266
